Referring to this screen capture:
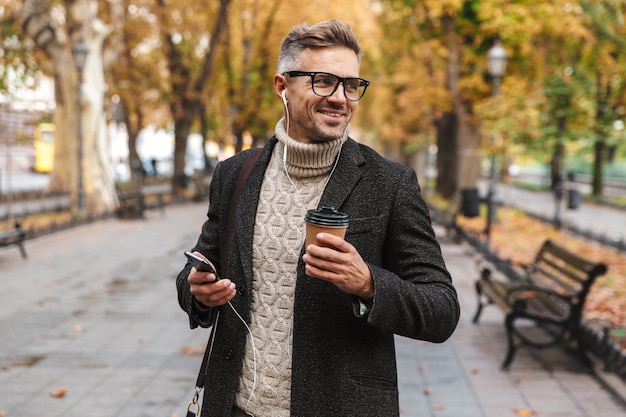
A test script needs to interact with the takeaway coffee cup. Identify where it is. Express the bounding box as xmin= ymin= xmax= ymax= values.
xmin=305 ymin=206 xmax=349 ymax=246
